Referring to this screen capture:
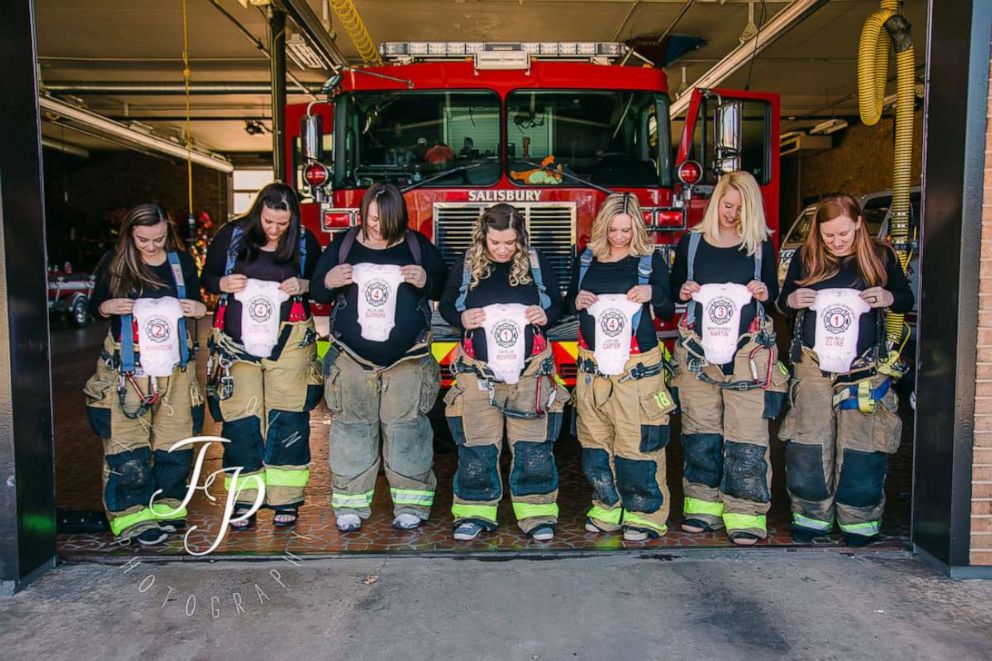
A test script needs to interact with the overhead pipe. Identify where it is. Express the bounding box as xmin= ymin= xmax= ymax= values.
xmin=40 ymin=137 xmax=89 ymax=158
xmin=270 ymin=8 xmax=288 ymax=181
xmin=273 ymin=0 xmax=349 ymax=70
xmin=39 ymin=95 xmax=234 ymax=173
xmin=330 ymin=0 xmax=382 ymax=66
xmin=43 ymin=82 xmax=322 ymax=95
xmin=669 ymin=0 xmax=828 ymax=117
xmin=858 ymin=0 xmax=915 ymax=347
